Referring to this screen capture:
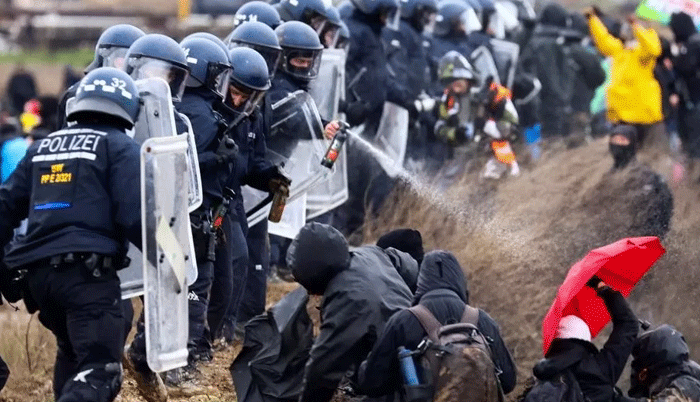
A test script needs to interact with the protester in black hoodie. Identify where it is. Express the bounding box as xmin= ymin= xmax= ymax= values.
xmin=519 ymin=3 xmax=577 ymax=137
xmin=531 ymin=277 xmax=638 ymax=402
xmin=287 ymin=222 xmax=413 ymax=402
xmin=669 ymin=12 xmax=700 ymax=160
xmin=356 ymin=250 xmax=517 ymax=397
xmin=621 ymin=325 xmax=700 ymax=402
xmin=376 ymin=228 xmax=424 ymax=292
